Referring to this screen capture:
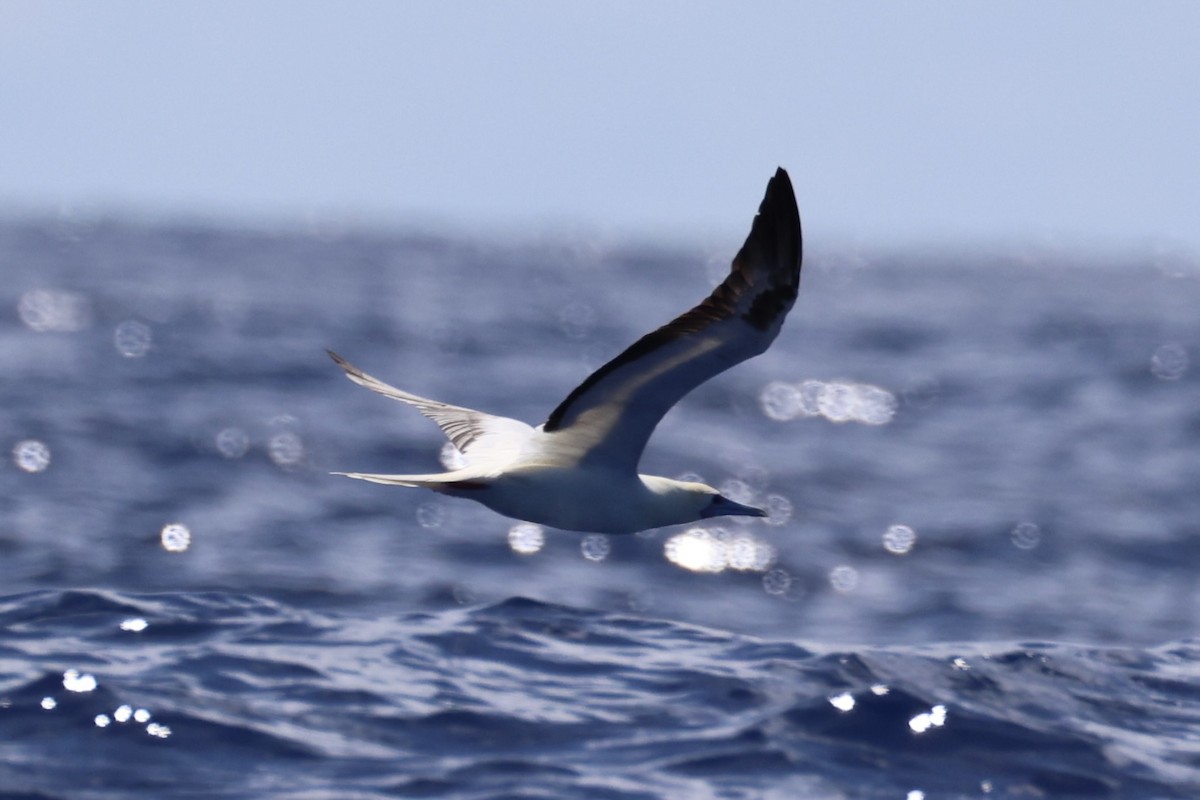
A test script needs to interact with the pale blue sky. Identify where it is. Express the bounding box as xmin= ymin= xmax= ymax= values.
xmin=2 ymin=1 xmax=1197 ymax=250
